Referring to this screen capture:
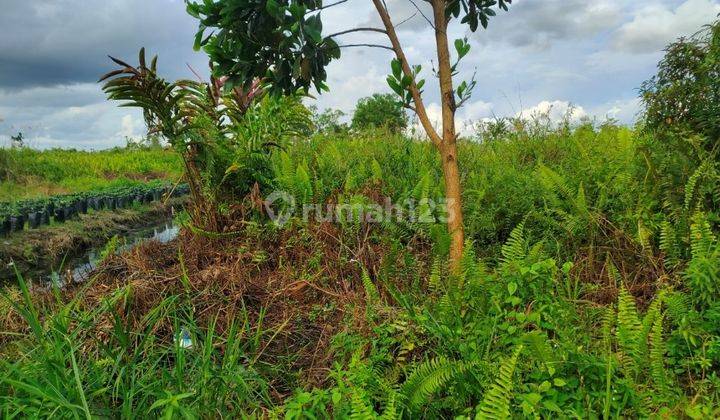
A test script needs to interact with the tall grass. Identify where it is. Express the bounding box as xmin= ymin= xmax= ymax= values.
xmin=2 ymin=122 xmax=719 ymax=417
xmin=0 ymin=270 xmax=272 ymax=418
xmin=0 ymin=147 xmax=182 ymax=201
